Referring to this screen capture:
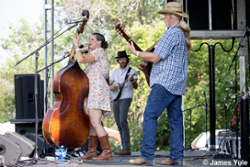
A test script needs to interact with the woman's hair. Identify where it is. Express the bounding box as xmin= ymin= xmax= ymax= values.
xmin=92 ymin=33 xmax=108 ymax=49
